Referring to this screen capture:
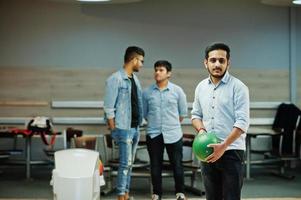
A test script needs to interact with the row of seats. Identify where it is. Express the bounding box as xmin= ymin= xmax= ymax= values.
xmin=250 ymin=103 xmax=301 ymax=179
xmin=47 ymin=128 xmax=203 ymax=196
